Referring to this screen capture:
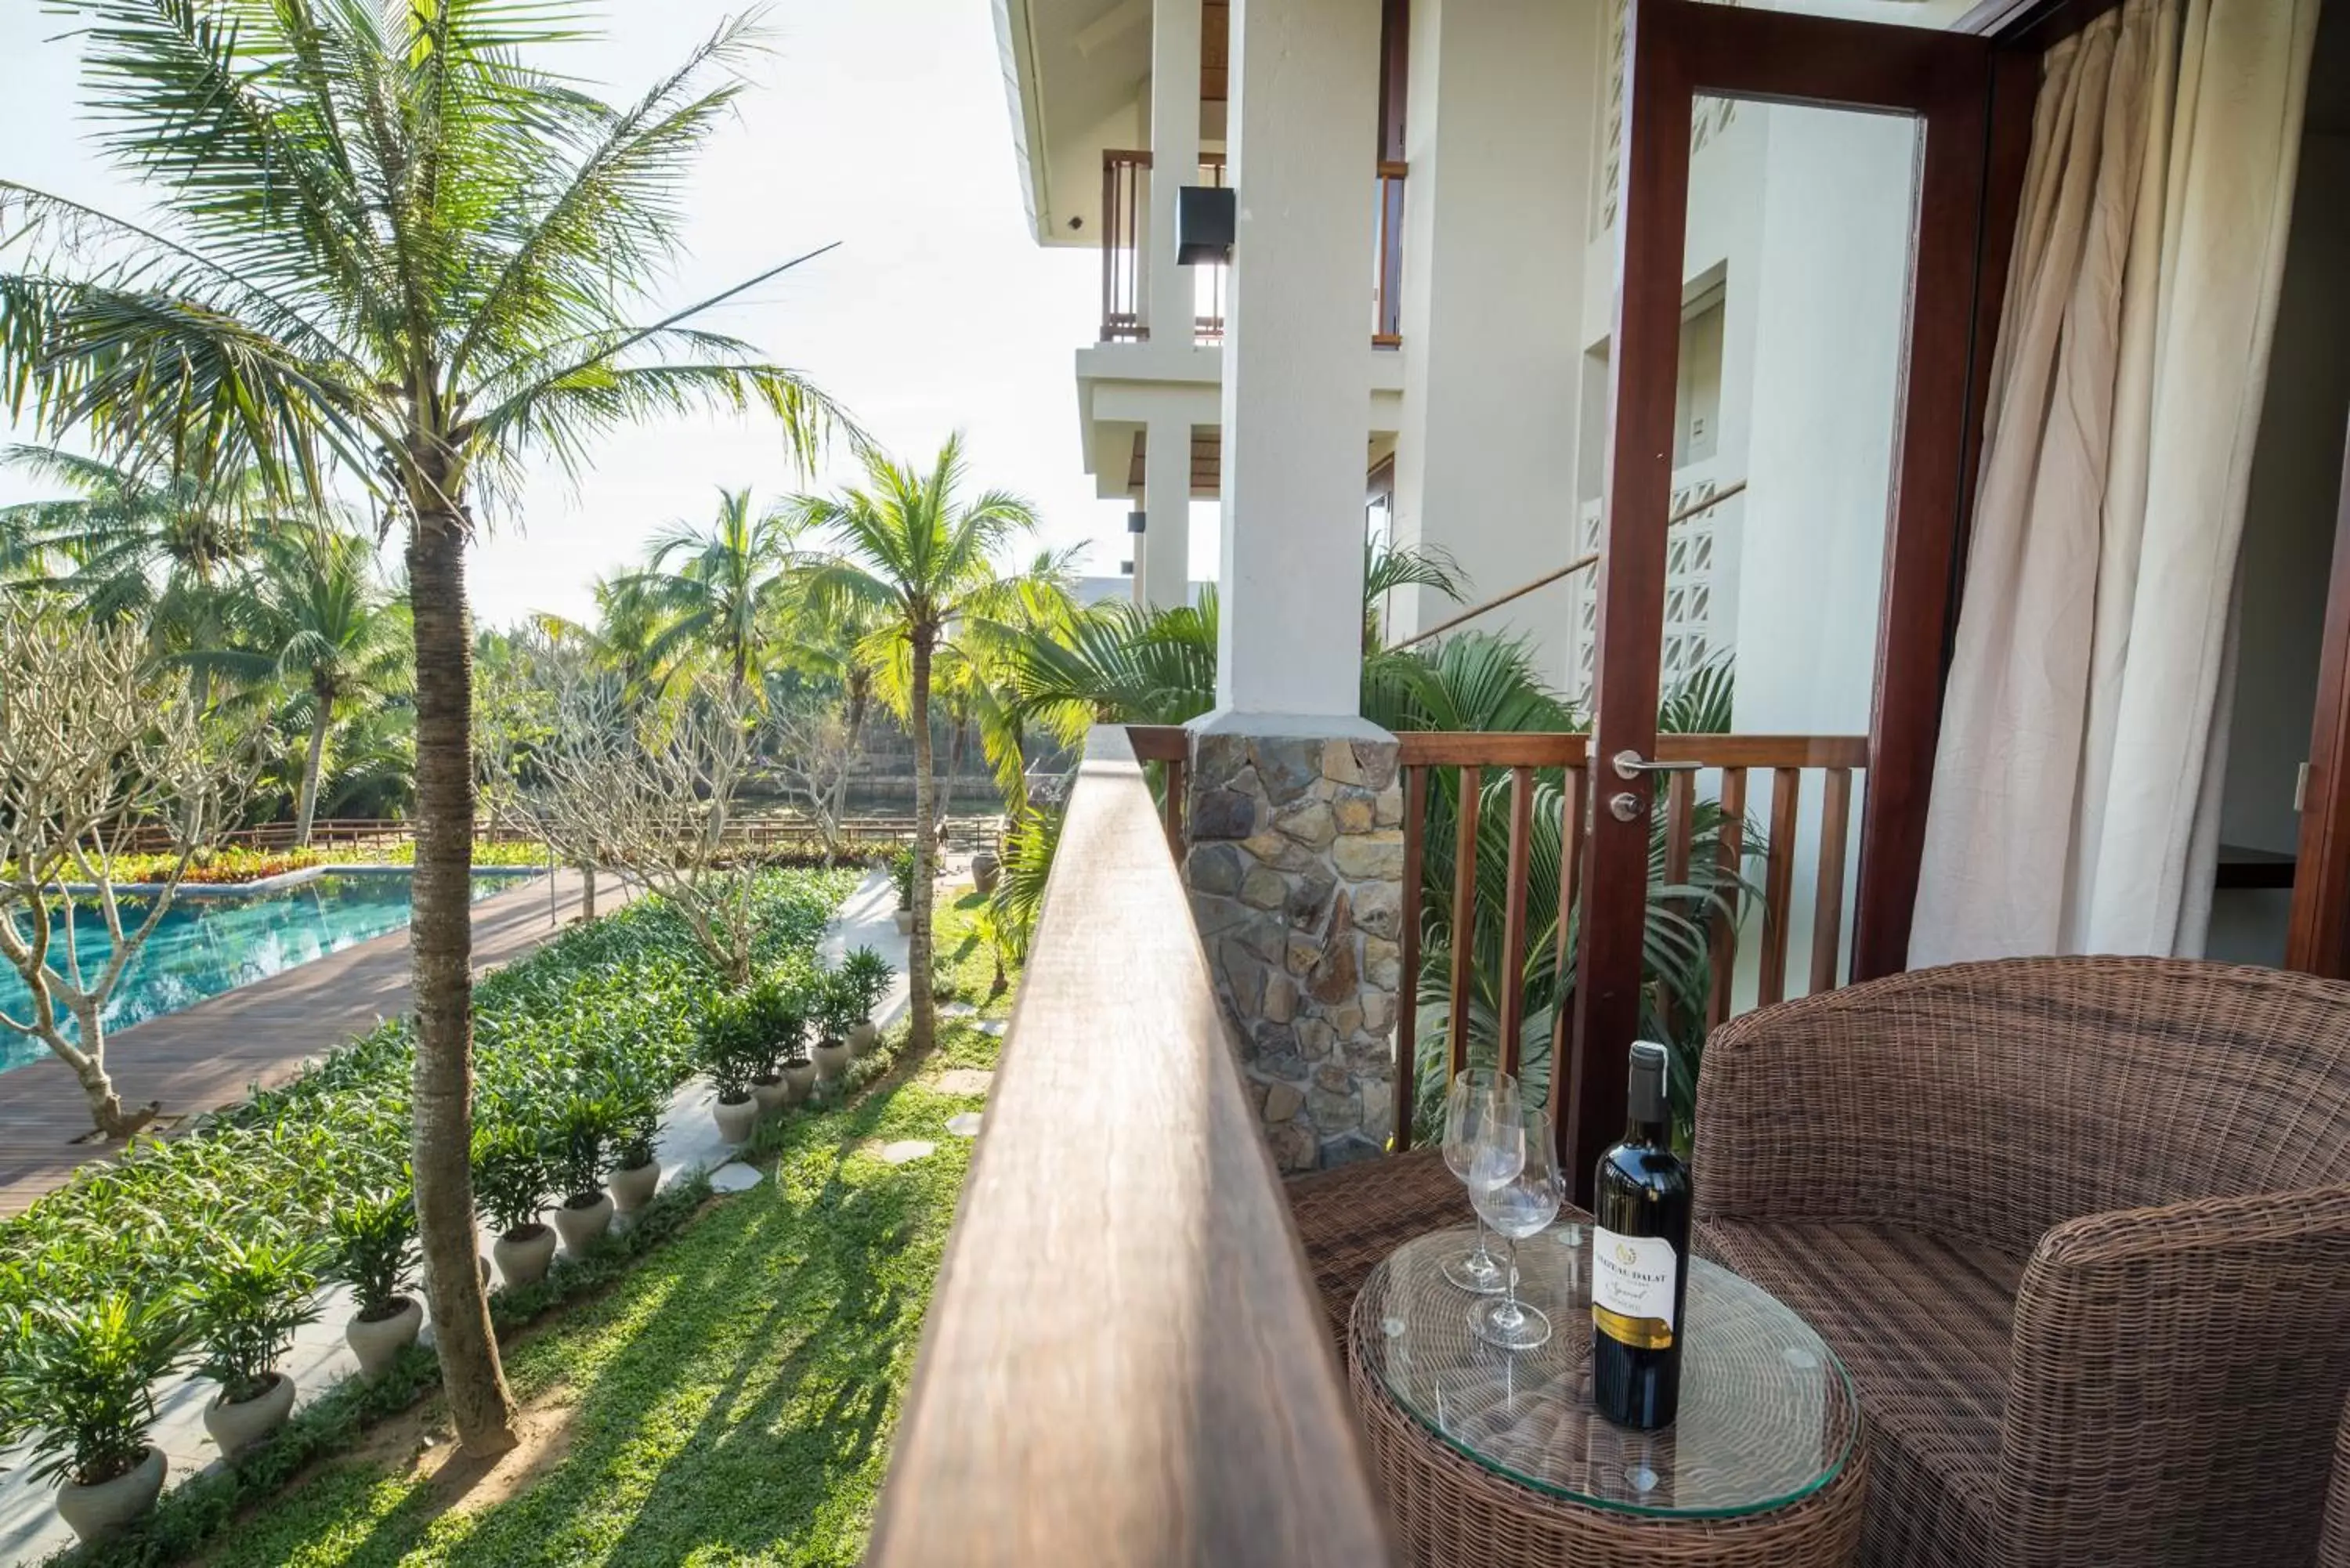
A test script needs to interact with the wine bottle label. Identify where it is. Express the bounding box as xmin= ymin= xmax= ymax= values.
xmin=1593 ymin=1227 xmax=1677 ymax=1350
